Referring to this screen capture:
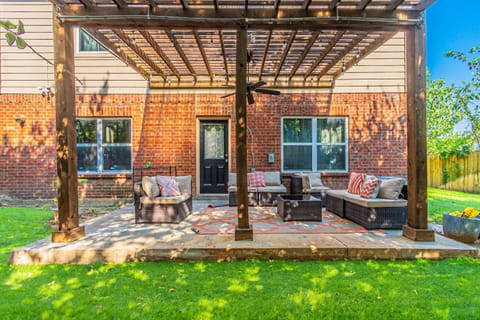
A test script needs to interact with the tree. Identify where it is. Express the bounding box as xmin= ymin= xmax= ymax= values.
xmin=446 ymin=46 xmax=480 ymax=148
xmin=426 ymin=72 xmax=473 ymax=157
